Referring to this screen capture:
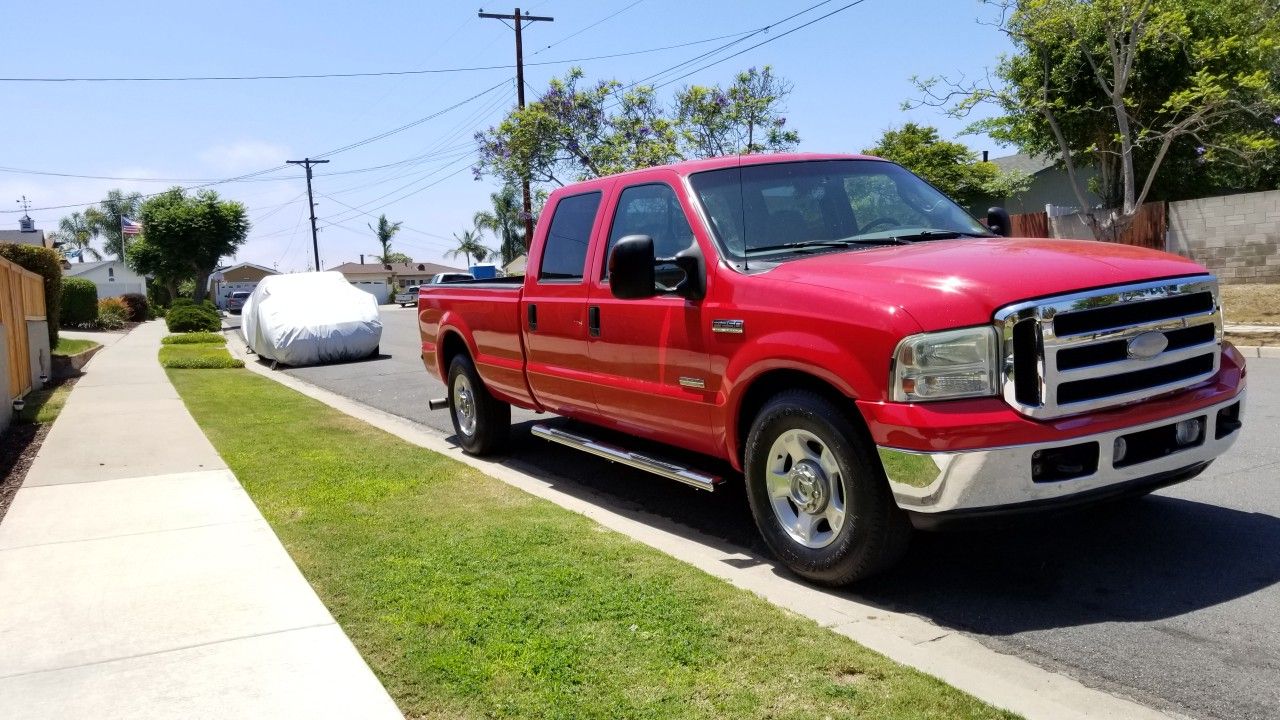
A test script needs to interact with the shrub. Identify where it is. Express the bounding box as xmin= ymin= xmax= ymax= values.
xmin=97 ymin=297 xmax=127 ymax=330
xmin=0 ymin=243 xmax=64 ymax=347
xmin=162 ymin=332 xmax=226 ymax=345
xmin=165 ymin=305 xmax=221 ymax=333
xmin=172 ymin=297 xmax=194 ymax=307
xmin=147 ymin=282 xmax=172 ymax=309
xmin=118 ymin=293 xmax=149 ymax=322
xmin=61 ymin=277 xmax=100 ymax=326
